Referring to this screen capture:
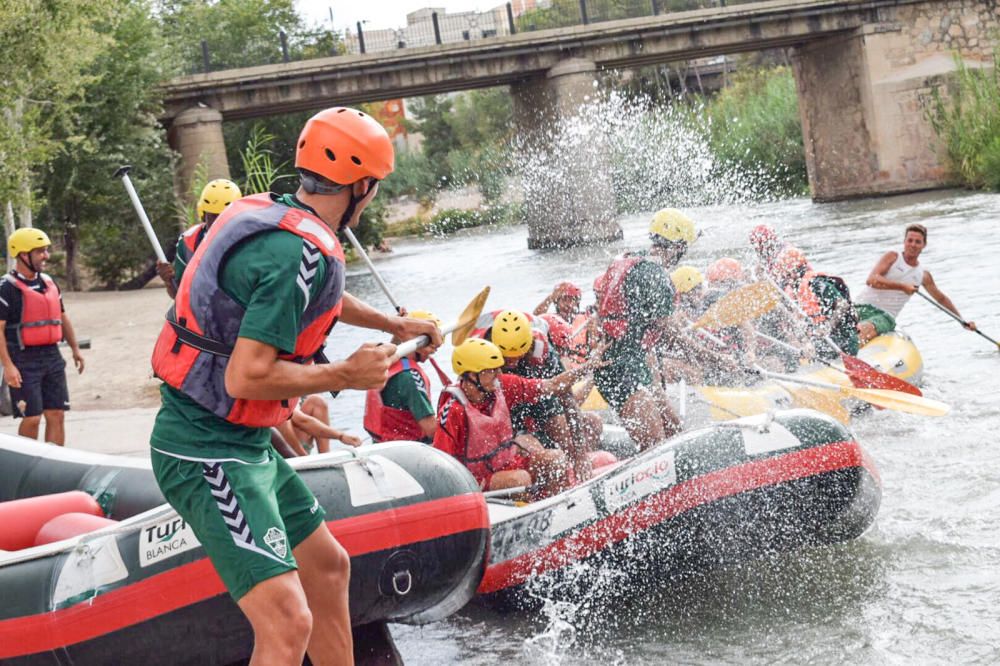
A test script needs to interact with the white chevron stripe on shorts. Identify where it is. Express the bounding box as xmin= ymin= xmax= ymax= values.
xmin=201 ymin=462 xmax=288 ymax=565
